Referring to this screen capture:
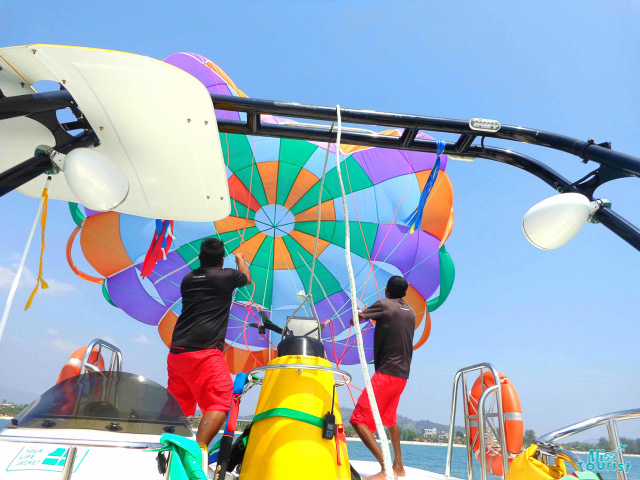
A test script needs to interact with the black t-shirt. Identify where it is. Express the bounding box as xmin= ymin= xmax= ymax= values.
xmin=170 ymin=267 xmax=247 ymax=353
xmin=361 ymin=298 xmax=416 ymax=379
